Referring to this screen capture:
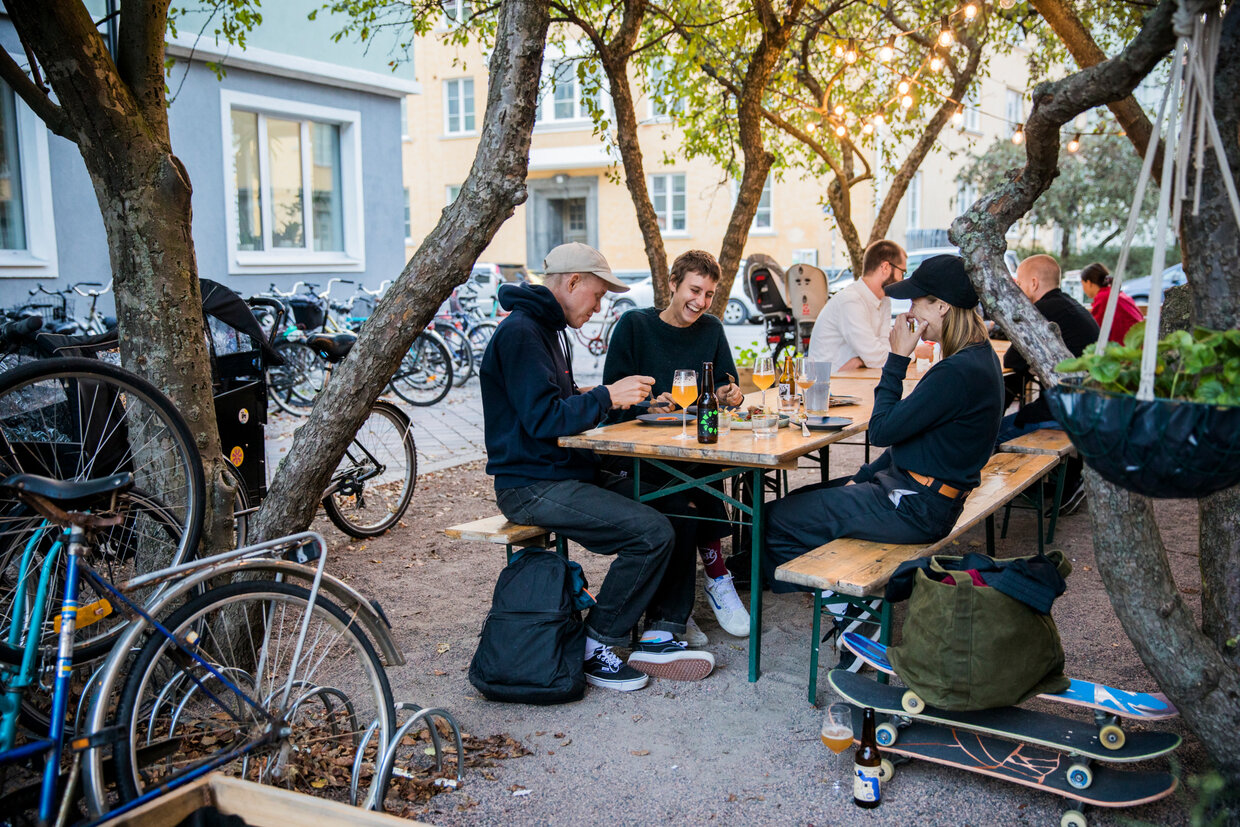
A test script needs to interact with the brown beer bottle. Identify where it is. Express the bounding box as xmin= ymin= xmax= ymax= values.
xmin=853 ymin=707 xmax=882 ymax=808
xmin=697 ymin=361 xmax=719 ymax=444
xmin=777 ymin=349 xmax=794 ymax=408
